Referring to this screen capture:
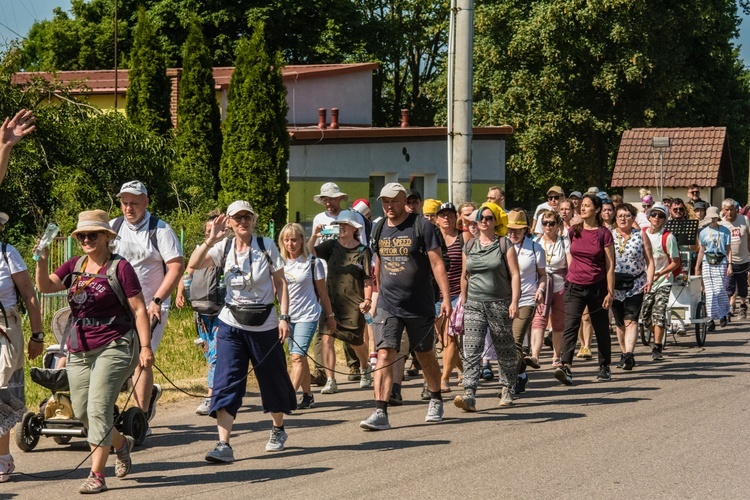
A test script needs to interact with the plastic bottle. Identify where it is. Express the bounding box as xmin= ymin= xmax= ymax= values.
xmin=32 ymin=223 xmax=60 ymax=261
xmin=364 ymin=312 xmax=373 ymax=325
xmin=218 ymin=274 xmax=226 ymax=299
xmin=182 ymin=272 xmax=192 ymax=293
xmin=369 ymin=352 xmax=377 ymax=371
